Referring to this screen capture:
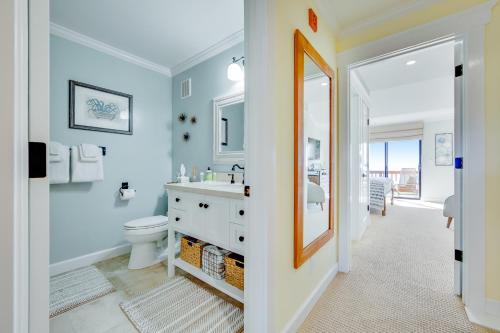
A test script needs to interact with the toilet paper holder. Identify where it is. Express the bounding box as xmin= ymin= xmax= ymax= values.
xmin=119 ymin=182 xmax=136 ymax=194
